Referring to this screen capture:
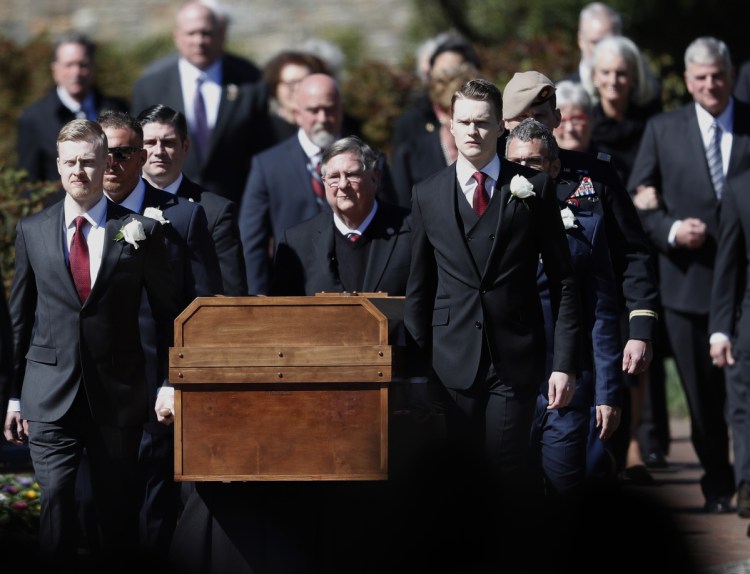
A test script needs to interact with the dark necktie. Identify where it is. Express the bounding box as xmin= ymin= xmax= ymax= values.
xmin=472 ymin=171 xmax=489 ymax=216
xmin=70 ymin=216 xmax=91 ymax=303
xmin=707 ymin=121 xmax=725 ymax=199
xmin=193 ymin=76 xmax=209 ymax=161
xmin=345 ymin=232 xmax=360 ymax=242
xmin=311 ymin=158 xmax=326 ymax=209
